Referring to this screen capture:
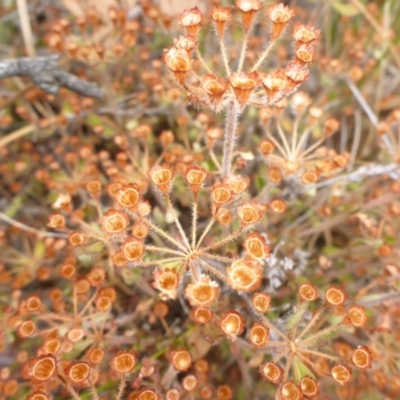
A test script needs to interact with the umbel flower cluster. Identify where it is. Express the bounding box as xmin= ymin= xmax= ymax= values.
xmin=93 ymin=164 xmax=269 ymax=307
xmin=164 ymin=2 xmax=319 ymax=112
